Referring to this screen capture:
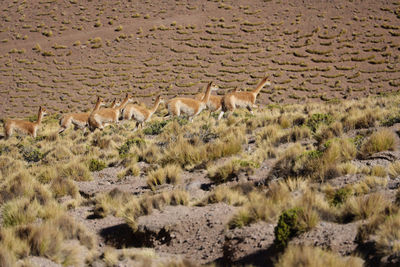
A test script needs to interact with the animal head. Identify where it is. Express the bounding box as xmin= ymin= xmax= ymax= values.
xmin=156 ymin=95 xmax=165 ymax=104
xmin=97 ymin=96 xmax=106 ymax=106
xmin=211 ymin=83 xmax=219 ymax=91
xmin=125 ymin=93 xmax=133 ymax=102
xmin=40 ymin=106 xmax=47 ymax=115
xmin=265 ymin=81 xmax=272 ymax=87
